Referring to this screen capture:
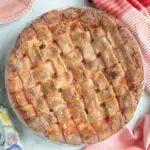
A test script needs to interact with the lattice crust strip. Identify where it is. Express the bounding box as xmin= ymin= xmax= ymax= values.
xmin=7 ymin=7 xmax=144 ymax=145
